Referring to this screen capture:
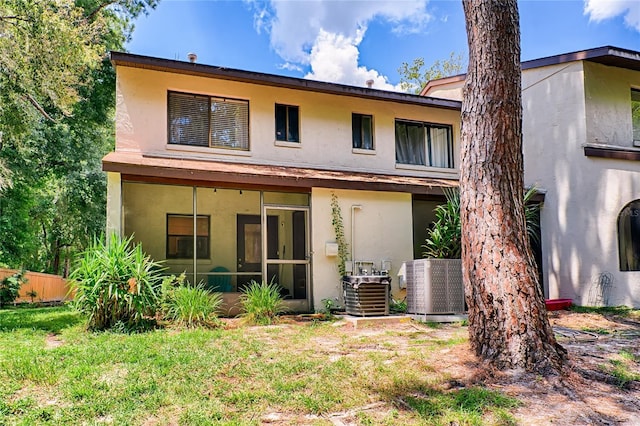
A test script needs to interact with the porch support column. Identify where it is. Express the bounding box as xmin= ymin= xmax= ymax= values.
xmin=193 ymin=186 xmax=197 ymax=284
xmin=106 ymin=172 xmax=122 ymax=240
